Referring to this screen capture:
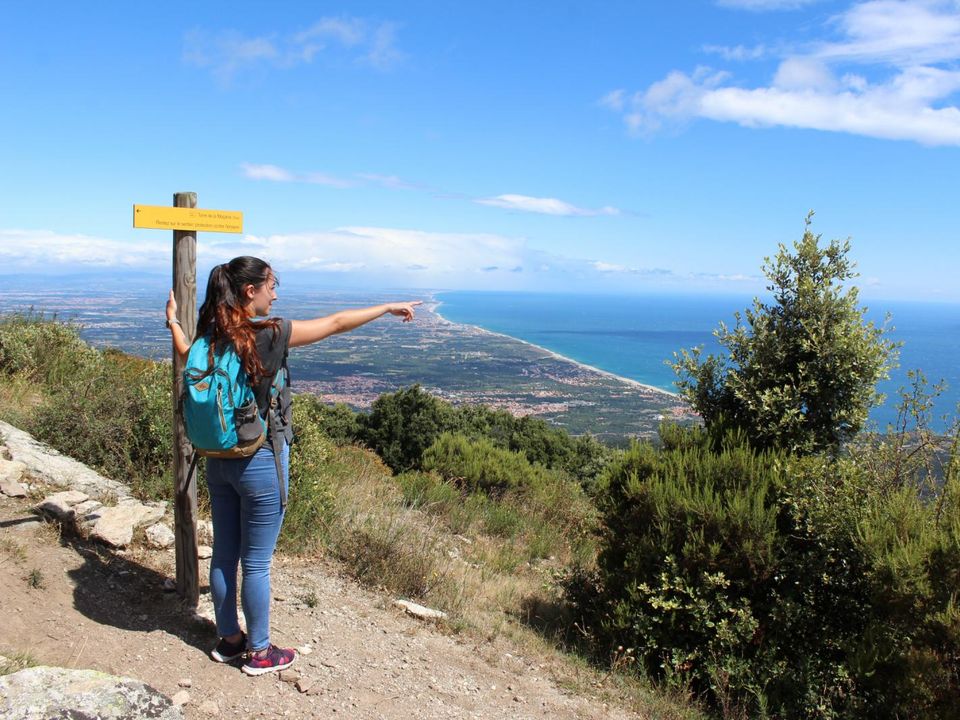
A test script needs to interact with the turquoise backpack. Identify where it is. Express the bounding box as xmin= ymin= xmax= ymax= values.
xmin=183 ymin=337 xmax=280 ymax=457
